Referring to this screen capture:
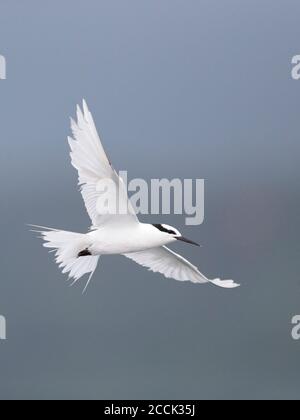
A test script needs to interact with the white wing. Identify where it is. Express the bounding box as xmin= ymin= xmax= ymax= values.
xmin=124 ymin=247 xmax=239 ymax=288
xmin=68 ymin=100 xmax=138 ymax=227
